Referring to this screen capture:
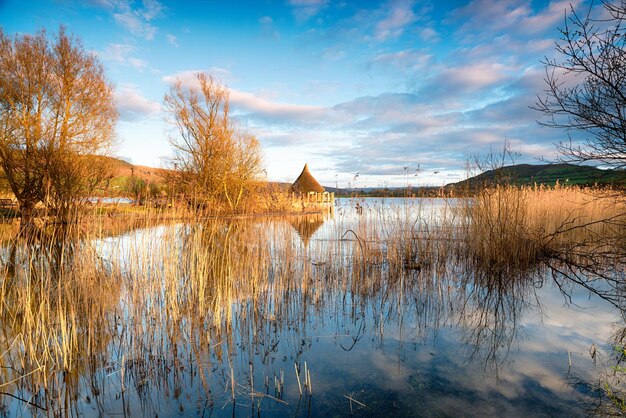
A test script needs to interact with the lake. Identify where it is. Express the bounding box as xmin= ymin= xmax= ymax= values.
xmin=0 ymin=197 xmax=624 ymax=417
